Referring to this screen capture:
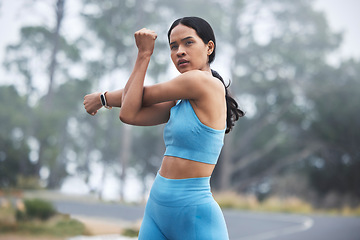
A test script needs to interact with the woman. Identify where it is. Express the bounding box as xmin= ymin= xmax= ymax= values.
xmin=84 ymin=16 xmax=243 ymax=240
